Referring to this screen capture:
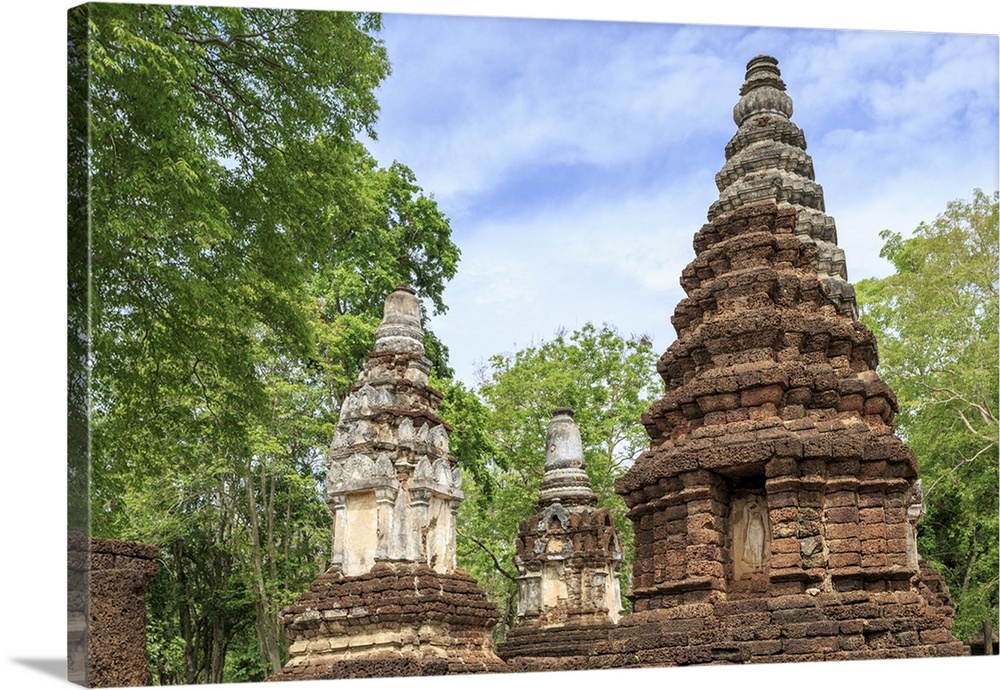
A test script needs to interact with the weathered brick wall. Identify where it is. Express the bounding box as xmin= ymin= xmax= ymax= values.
xmin=270 ymin=562 xmax=505 ymax=680
xmin=68 ymin=533 xmax=158 ymax=688
xmin=68 ymin=532 xmax=88 ymax=684
xmin=500 ymin=621 xmax=617 ymax=672
xmin=503 ymin=578 xmax=965 ymax=671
